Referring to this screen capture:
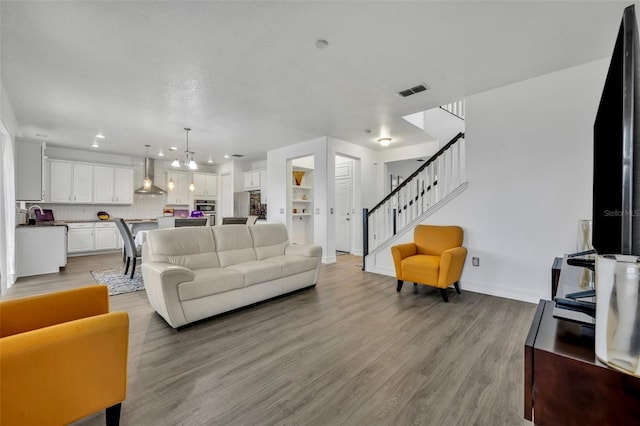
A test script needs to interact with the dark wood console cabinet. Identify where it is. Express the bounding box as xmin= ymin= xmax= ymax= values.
xmin=524 ymin=300 xmax=640 ymax=425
